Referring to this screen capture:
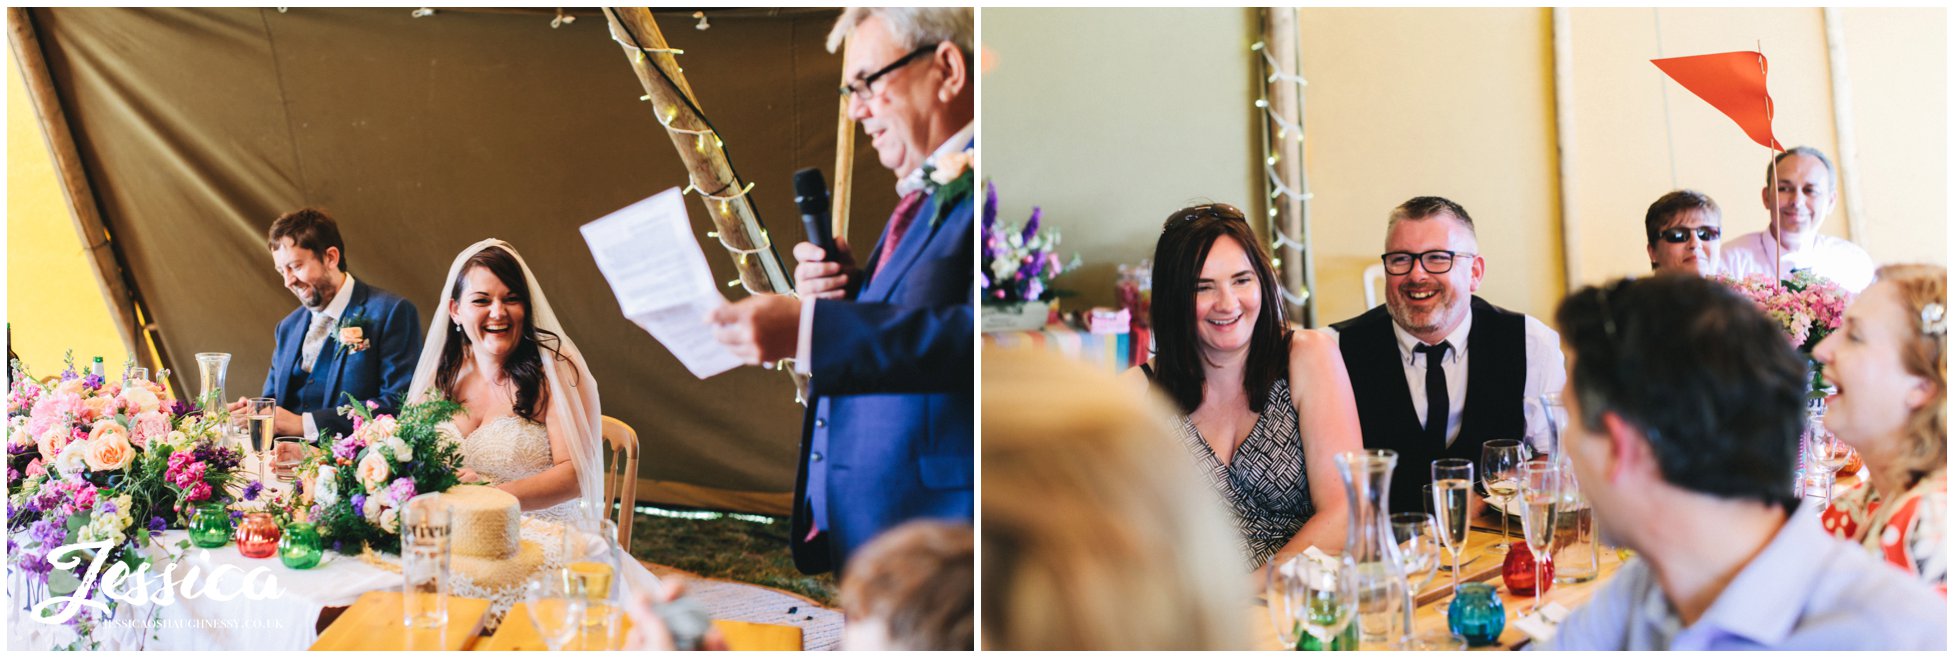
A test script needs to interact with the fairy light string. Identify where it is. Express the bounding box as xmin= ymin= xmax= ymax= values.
xmin=1252 ymin=37 xmax=1314 ymax=314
